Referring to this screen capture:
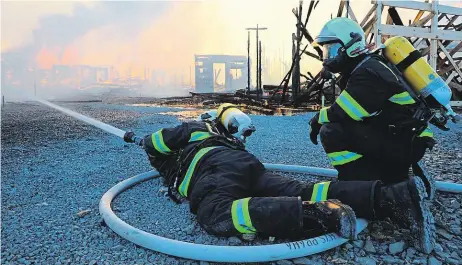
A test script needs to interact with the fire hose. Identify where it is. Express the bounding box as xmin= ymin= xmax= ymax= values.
xmin=24 ymin=97 xmax=462 ymax=263
xmin=99 ymin=163 xmax=462 ymax=262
